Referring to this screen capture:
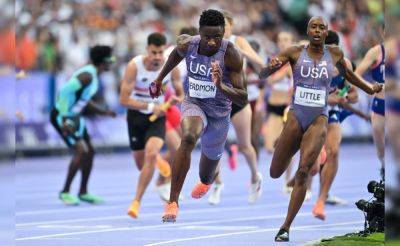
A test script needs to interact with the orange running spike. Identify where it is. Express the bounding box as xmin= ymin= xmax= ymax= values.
xmin=162 ymin=202 xmax=179 ymax=223
xmin=191 ymin=182 xmax=211 ymax=199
